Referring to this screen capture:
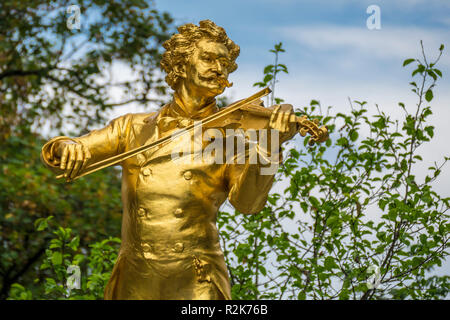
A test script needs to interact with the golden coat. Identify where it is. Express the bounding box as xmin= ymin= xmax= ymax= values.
xmin=41 ymin=101 xmax=280 ymax=299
